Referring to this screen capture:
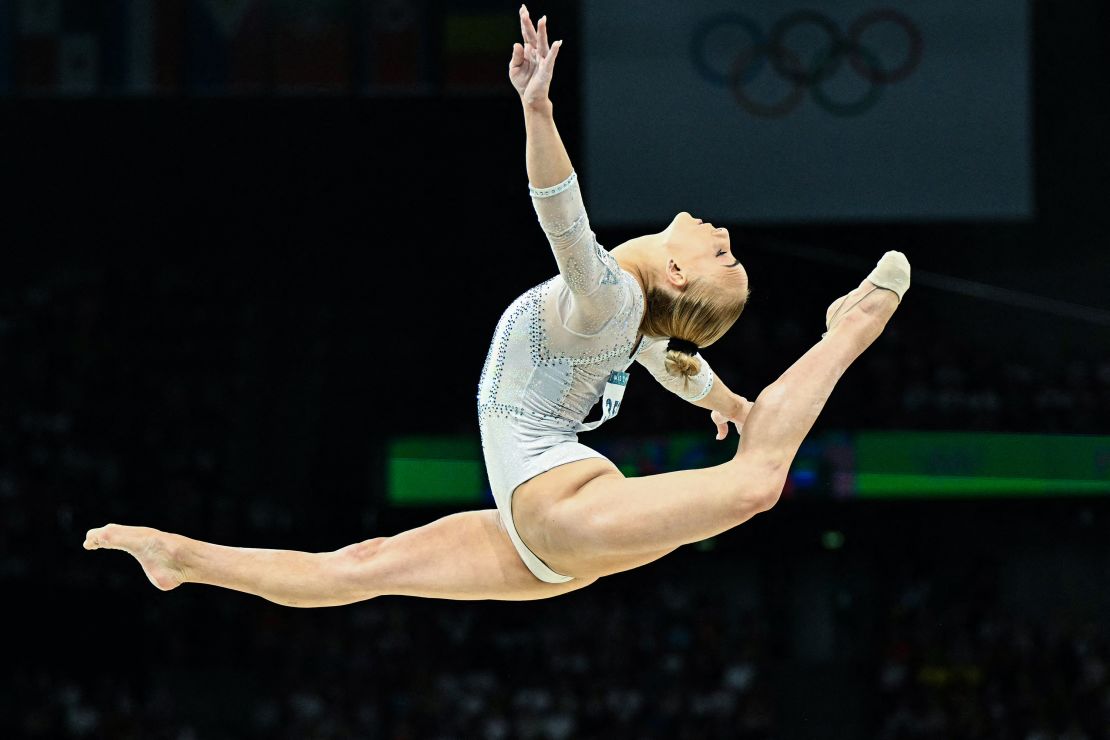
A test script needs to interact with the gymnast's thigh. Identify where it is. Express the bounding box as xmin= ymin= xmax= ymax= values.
xmin=515 ymin=455 xmax=773 ymax=579
xmin=510 ymin=457 xmax=627 ymax=575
